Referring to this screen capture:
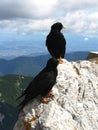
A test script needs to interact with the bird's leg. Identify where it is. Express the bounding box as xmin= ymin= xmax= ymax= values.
xmin=42 ymin=97 xmax=50 ymax=103
xmin=47 ymin=91 xmax=53 ymax=97
xmin=42 ymin=91 xmax=53 ymax=103
xmin=58 ymin=56 xmax=63 ymax=64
